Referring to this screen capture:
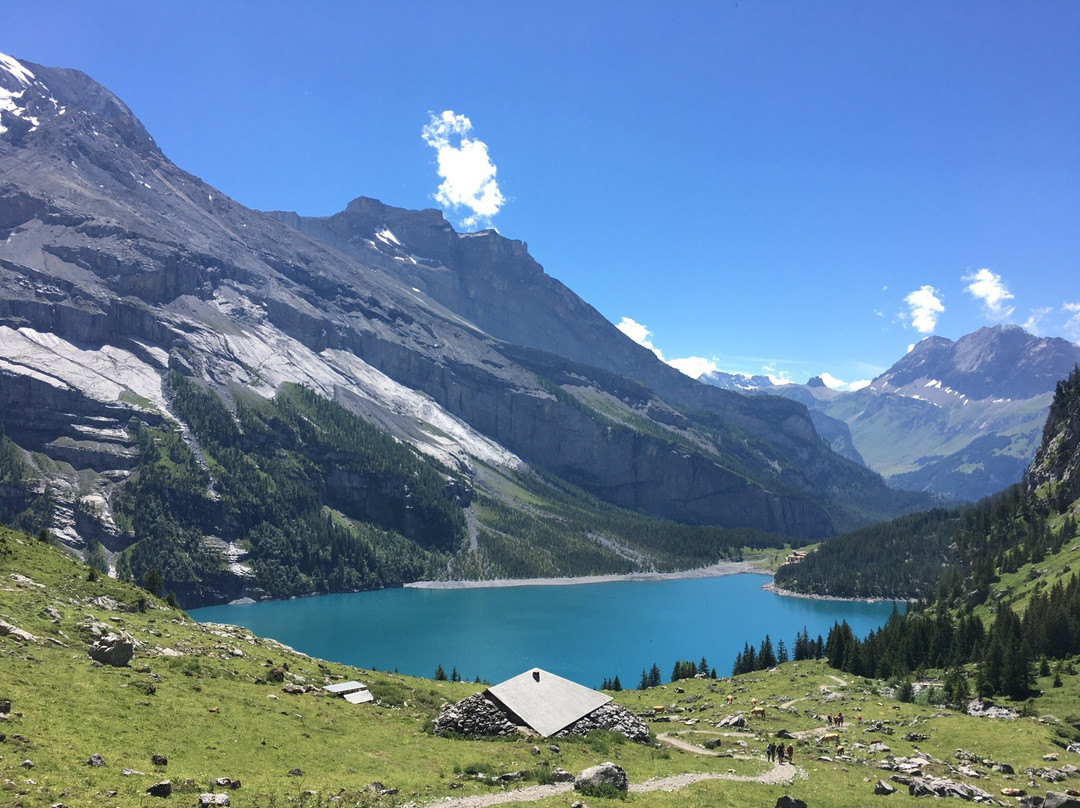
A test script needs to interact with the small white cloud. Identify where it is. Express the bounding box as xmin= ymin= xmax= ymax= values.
xmin=818 ymin=372 xmax=872 ymax=392
xmin=904 ymin=286 xmax=945 ymax=334
xmin=1022 ymin=306 xmax=1052 ymax=335
xmin=1064 ymin=302 xmax=1080 ymax=342
xmin=963 ymin=268 xmax=1014 ymax=321
xmin=668 ymin=356 xmax=719 ymax=378
xmin=616 ymin=317 xmax=666 ymax=361
xmin=421 ymin=110 xmax=504 ymax=230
